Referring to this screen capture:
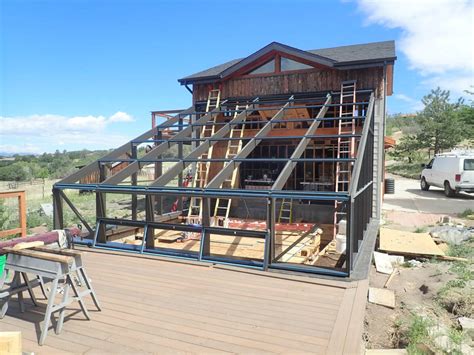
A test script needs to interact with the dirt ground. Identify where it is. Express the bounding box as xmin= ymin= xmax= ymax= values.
xmin=365 ymin=262 xmax=456 ymax=348
xmin=365 ymin=174 xmax=474 ymax=353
